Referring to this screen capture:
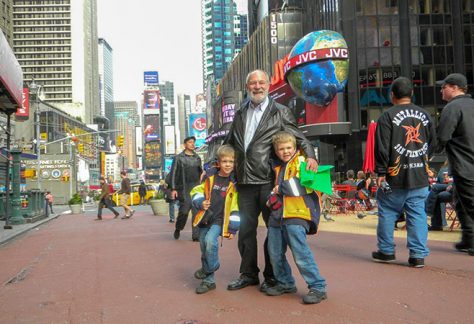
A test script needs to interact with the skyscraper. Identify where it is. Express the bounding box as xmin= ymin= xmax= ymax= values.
xmin=12 ymin=0 xmax=100 ymax=124
xmin=0 ymin=0 xmax=13 ymax=44
xmin=201 ymin=0 xmax=248 ymax=90
xmin=98 ymin=38 xmax=114 ymax=130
